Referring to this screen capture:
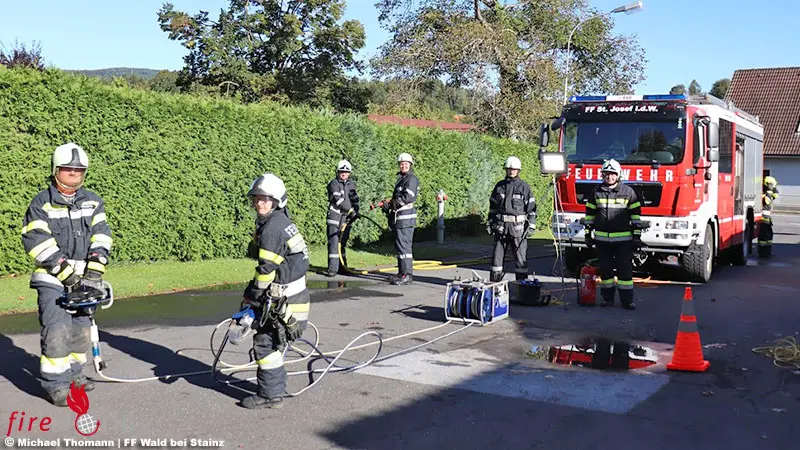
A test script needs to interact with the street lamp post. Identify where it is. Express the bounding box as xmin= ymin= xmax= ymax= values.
xmin=562 ymin=1 xmax=643 ymax=105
